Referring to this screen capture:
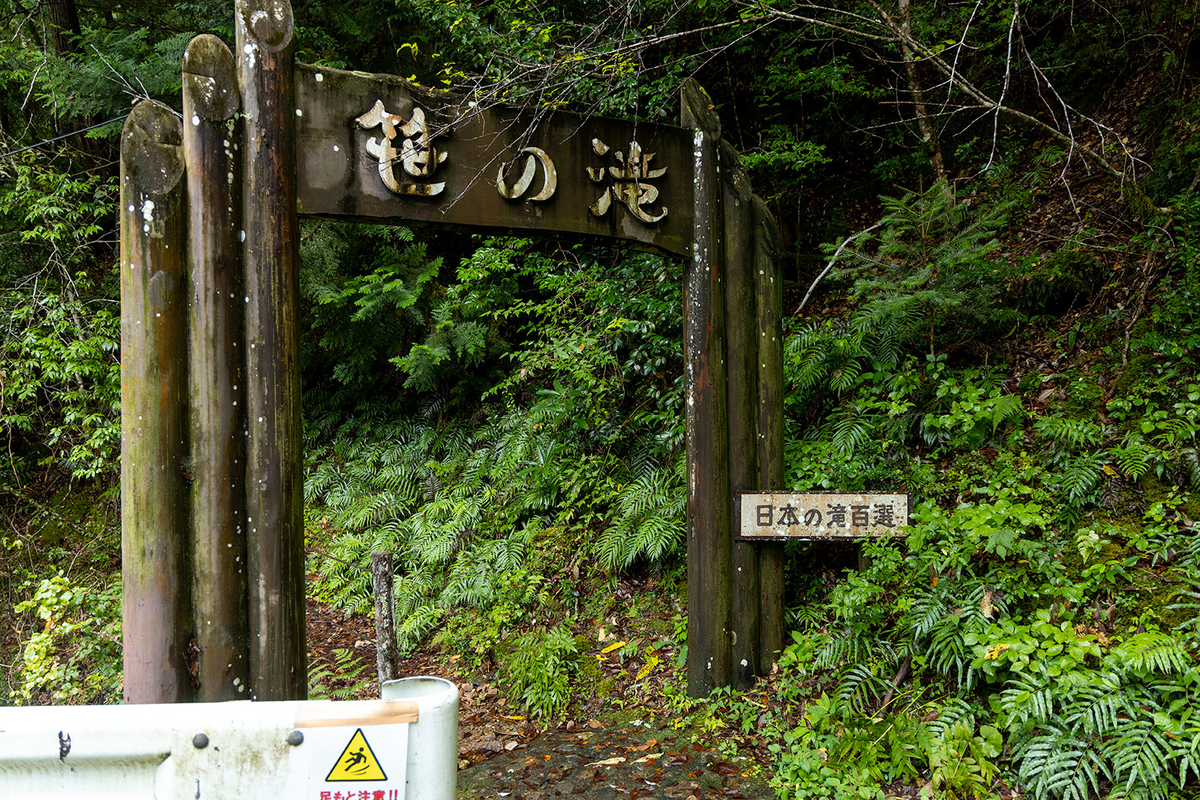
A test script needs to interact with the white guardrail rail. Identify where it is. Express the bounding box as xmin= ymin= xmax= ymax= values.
xmin=0 ymin=676 xmax=458 ymax=800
